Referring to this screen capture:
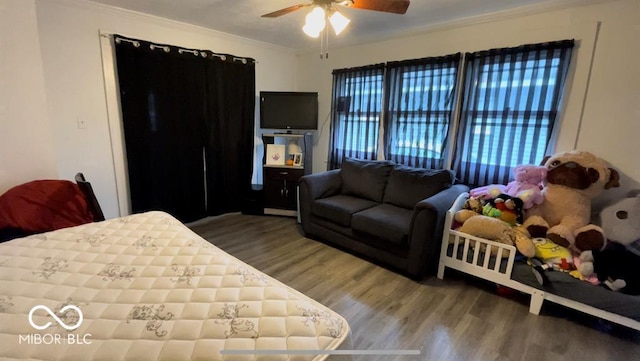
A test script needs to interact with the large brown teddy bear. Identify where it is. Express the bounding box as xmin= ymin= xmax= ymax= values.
xmin=523 ymin=150 xmax=620 ymax=253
